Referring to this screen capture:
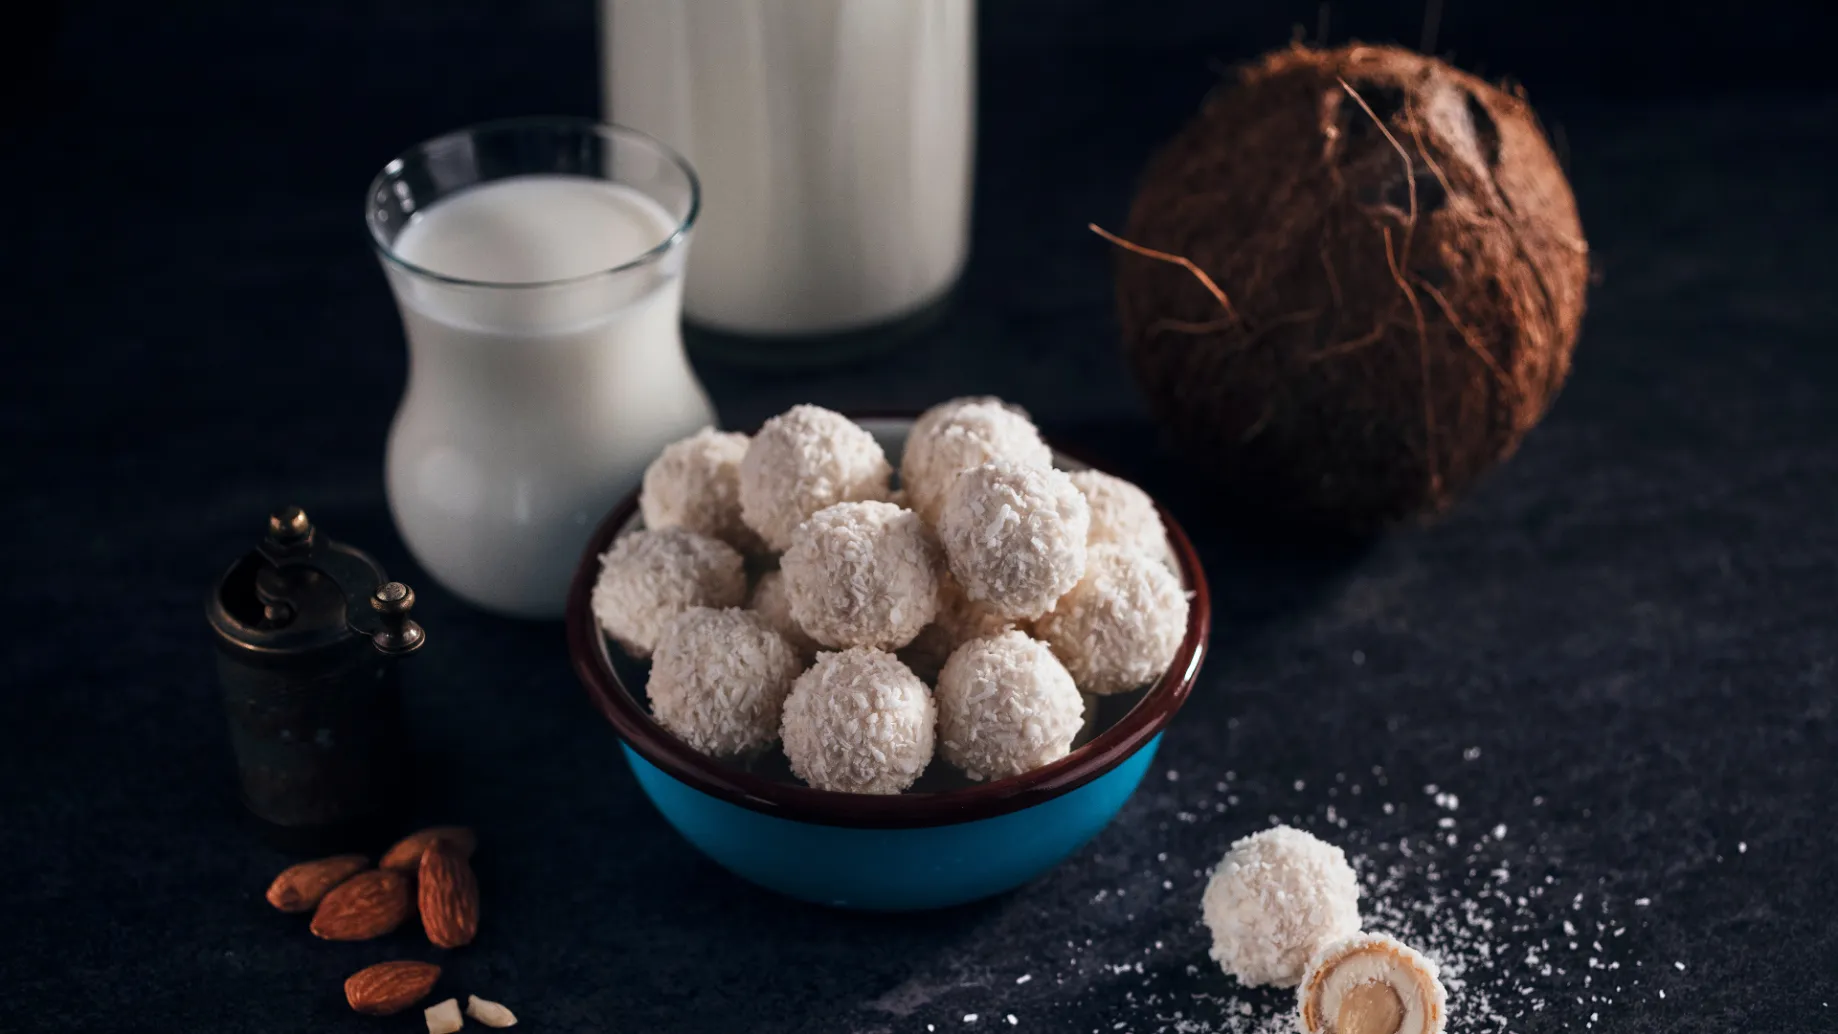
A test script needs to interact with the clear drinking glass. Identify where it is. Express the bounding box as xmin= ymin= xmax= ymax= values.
xmin=368 ymin=118 xmax=713 ymax=619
